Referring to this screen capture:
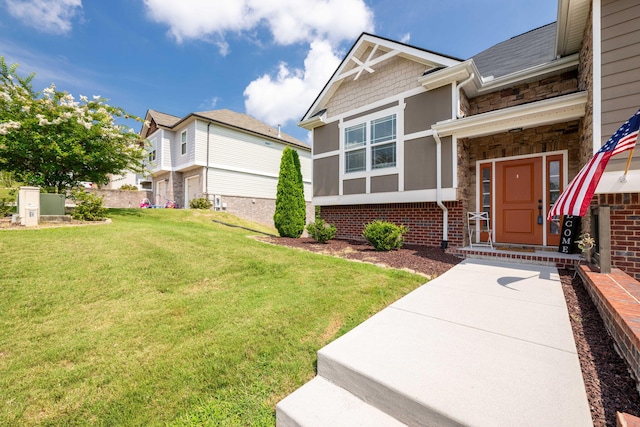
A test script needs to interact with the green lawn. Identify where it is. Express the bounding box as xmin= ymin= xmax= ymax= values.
xmin=0 ymin=209 xmax=426 ymax=426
